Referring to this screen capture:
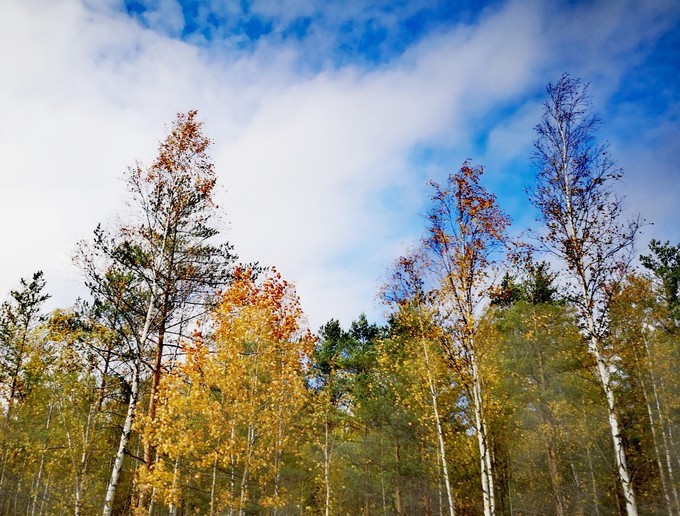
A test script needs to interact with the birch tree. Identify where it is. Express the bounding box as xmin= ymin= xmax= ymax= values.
xmin=426 ymin=163 xmax=509 ymax=516
xmin=387 ymin=164 xmax=509 ymax=514
xmin=383 ymin=253 xmax=457 ymax=516
xmin=529 ymin=74 xmax=641 ymax=515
